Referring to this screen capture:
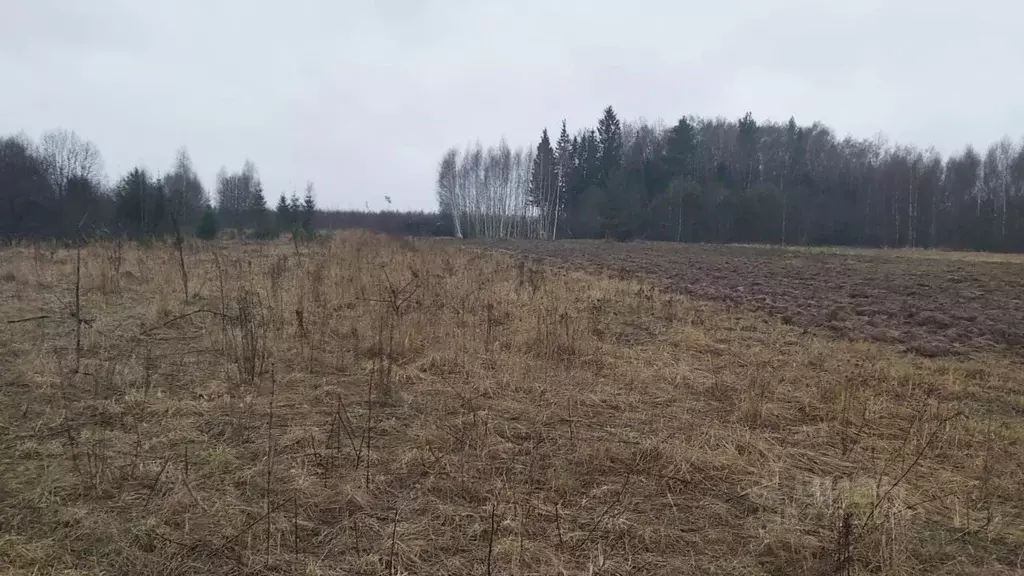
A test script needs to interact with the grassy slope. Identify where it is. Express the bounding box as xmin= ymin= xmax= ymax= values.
xmin=0 ymin=233 xmax=1021 ymax=575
